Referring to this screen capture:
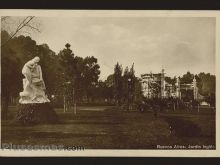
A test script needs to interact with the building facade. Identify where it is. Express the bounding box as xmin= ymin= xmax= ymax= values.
xmin=141 ymin=69 xmax=198 ymax=100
